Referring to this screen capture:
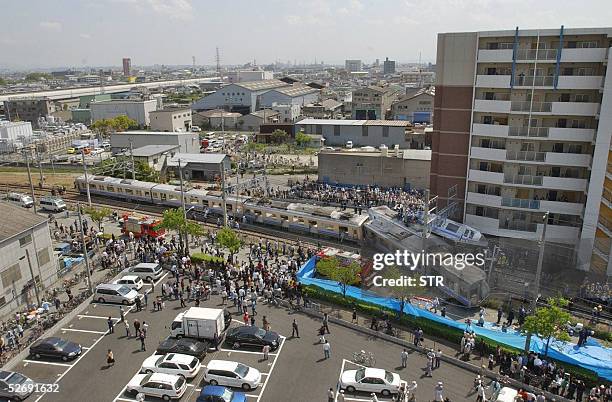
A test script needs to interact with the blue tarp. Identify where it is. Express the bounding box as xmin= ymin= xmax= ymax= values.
xmin=297 ymin=257 xmax=612 ymax=380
